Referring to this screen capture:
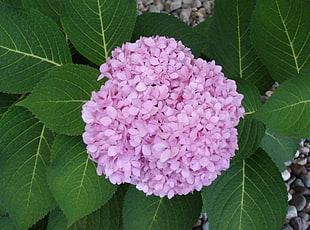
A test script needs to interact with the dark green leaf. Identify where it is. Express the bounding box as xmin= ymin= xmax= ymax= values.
xmin=235 ymin=117 xmax=265 ymax=159
xmin=254 ymin=69 xmax=310 ymax=138
xmin=260 ymin=127 xmax=300 ymax=172
xmin=0 ymin=106 xmax=55 ymax=230
xmin=0 ymin=93 xmax=17 ymax=117
xmin=132 ymin=13 xmax=205 ymax=58
xmin=202 ymin=149 xmax=287 ymax=230
xmin=123 ymin=186 xmax=202 ymax=230
xmin=0 ymin=216 xmax=17 ymax=230
xmin=61 ymin=0 xmax=136 ymax=65
xmin=18 ymin=64 xmax=103 ymax=136
xmin=47 ymin=135 xmax=117 ymax=226
xmin=251 ymin=0 xmax=310 ymax=83
xmin=190 ymin=16 xmax=213 ymax=59
xmin=47 ymin=185 xmax=127 ymax=230
xmin=207 ymin=0 xmax=273 ymax=92
xmin=0 ymin=2 xmax=71 ymax=93
xmin=21 ymin=0 xmax=62 ymax=25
